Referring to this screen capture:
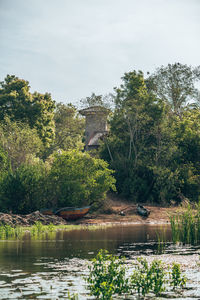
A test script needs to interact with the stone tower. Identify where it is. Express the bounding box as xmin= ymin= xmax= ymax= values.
xmin=79 ymin=106 xmax=110 ymax=151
